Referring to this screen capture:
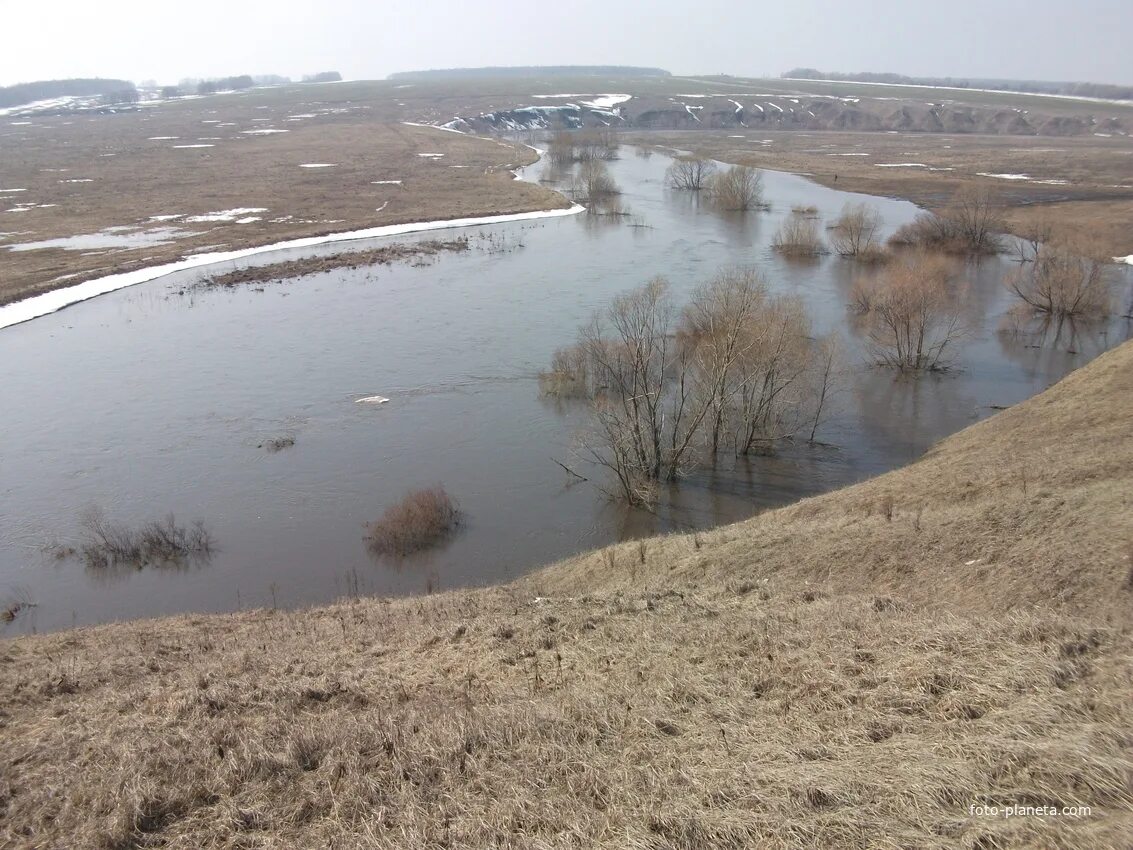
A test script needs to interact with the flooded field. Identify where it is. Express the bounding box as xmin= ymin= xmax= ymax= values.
xmin=2 ymin=150 xmax=1129 ymax=632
